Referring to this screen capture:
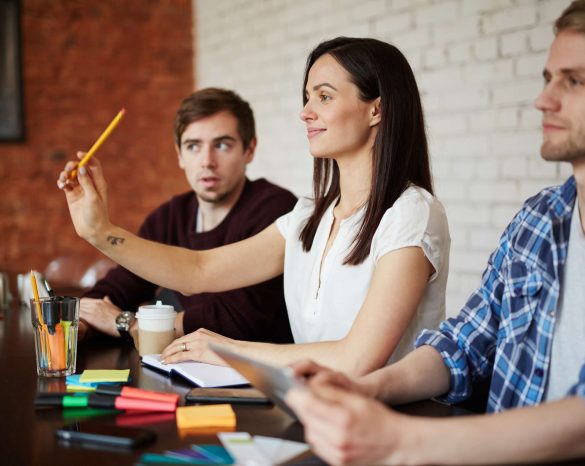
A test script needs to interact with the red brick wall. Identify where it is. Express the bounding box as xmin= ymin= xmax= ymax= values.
xmin=0 ymin=1 xmax=194 ymax=289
